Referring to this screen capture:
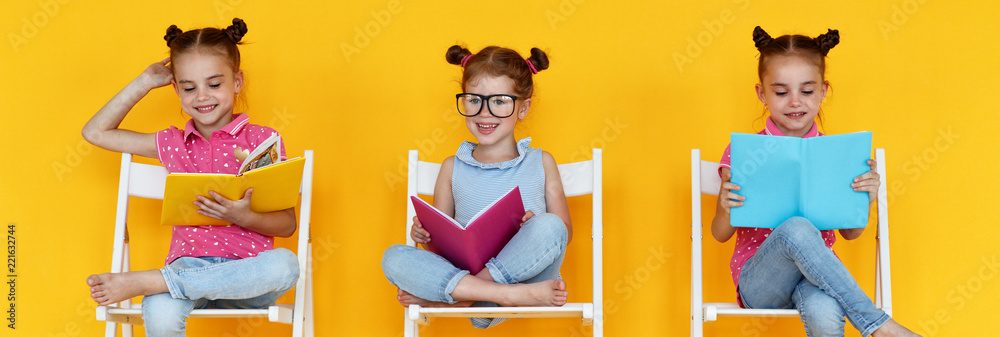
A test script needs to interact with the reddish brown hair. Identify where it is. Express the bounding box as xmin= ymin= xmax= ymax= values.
xmin=164 ymin=18 xmax=248 ymax=72
xmin=445 ymin=45 xmax=549 ymax=98
xmin=753 ymin=26 xmax=839 ymax=83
